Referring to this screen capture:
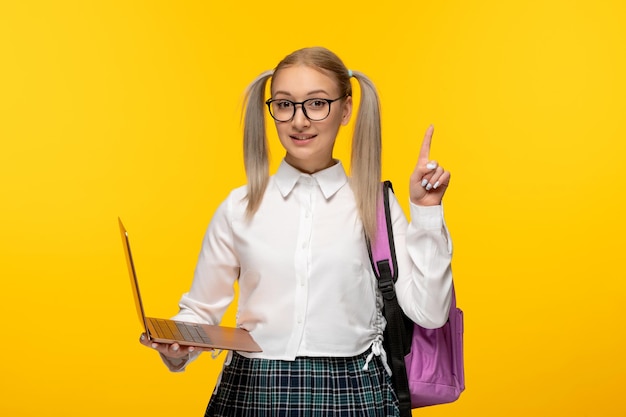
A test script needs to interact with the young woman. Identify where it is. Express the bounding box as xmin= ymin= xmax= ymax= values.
xmin=140 ymin=46 xmax=453 ymax=417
